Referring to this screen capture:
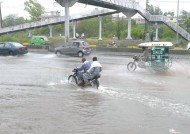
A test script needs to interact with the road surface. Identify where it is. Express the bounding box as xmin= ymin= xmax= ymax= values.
xmin=0 ymin=52 xmax=190 ymax=134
